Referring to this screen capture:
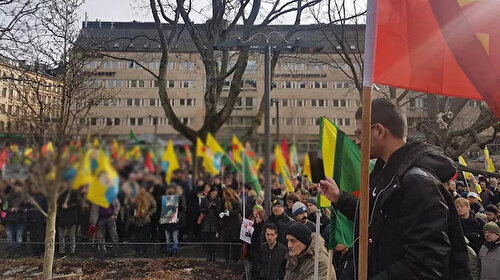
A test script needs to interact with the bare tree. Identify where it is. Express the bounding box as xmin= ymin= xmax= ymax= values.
xmin=1 ymin=0 xmax=112 ymax=279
